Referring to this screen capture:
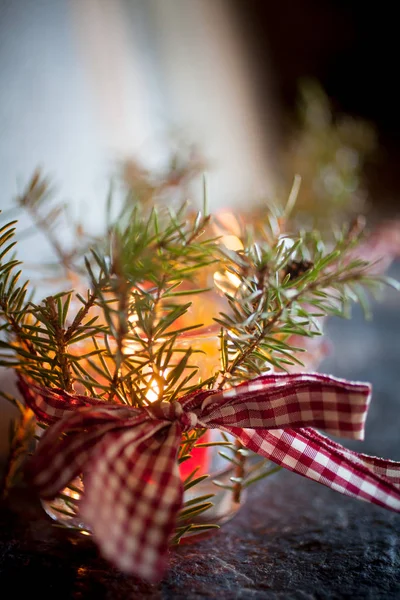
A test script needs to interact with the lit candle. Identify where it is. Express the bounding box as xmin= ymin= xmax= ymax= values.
xmin=140 ymin=326 xmax=221 ymax=480
xmin=176 ymin=327 xmax=221 ymax=479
